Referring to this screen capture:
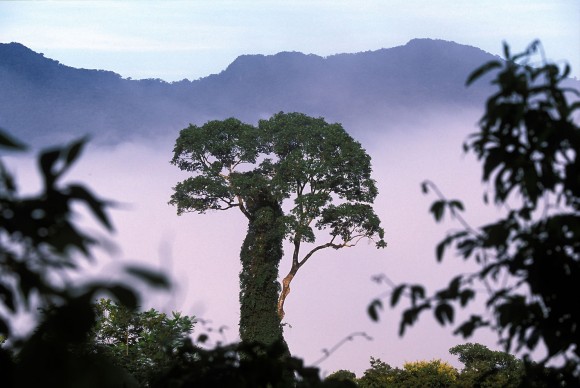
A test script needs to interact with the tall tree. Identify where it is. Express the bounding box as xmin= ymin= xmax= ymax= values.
xmin=170 ymin=117 xmax=286 ymax=348
xmin=370 ymin=41 xmax=579 ymax=383
xmin=170 ymin=112 xmax=385 ymax=347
